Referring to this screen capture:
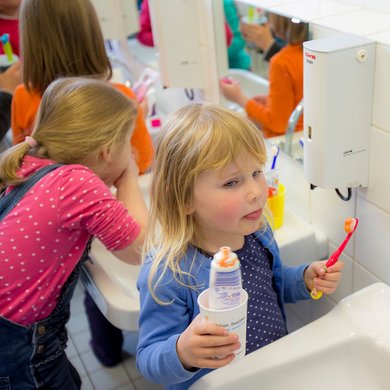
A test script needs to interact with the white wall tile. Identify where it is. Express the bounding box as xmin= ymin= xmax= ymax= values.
xmin=278 ymin=152 xmax=311 ymax=222
xmin=326 ymin=245 xmax=354 ymax=303
xmin=310 ymin=295 xmax=336 ymax=321
xmin=310 ymin=23 xmax=341 ymax=39
xmin=237 ymin=0 xmax=300 ymax=9
xmin=355 ymin=197 xmax=390 ymax=283
xmin=371 ymin=44 xmax=390 ymax=132
xmin=310 ymin=187 xmax=357 ymax=257
xmin=270 ymin=0 xmax=362 ymax=22
xmin=359 ymin=128 xmax=390 ymax=213
xmin=314 ymin=9 xmax=390 ymax=36
xmin=365 ymin=0 xmax=390 ymax=13
xmin=353 ymin=261 xmax=382 ymax=291
xmin=341 ymin=0 xmax=365 ymax=5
